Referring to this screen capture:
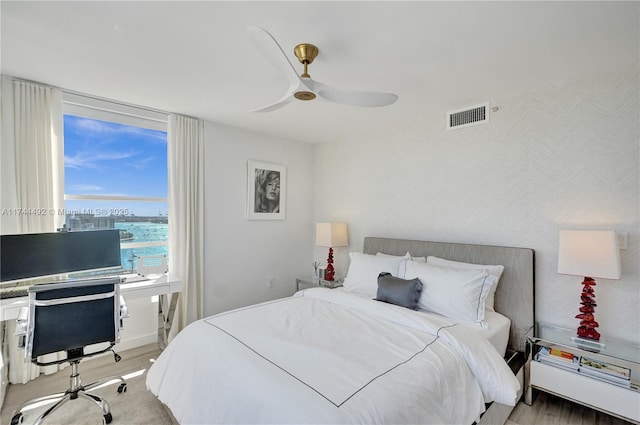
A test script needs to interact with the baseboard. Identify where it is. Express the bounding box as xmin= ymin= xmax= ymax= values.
xmin=116 ymin=333 xmax=157 ymax=353
xmin=75 ymin=333 xmax=157 ymax=368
